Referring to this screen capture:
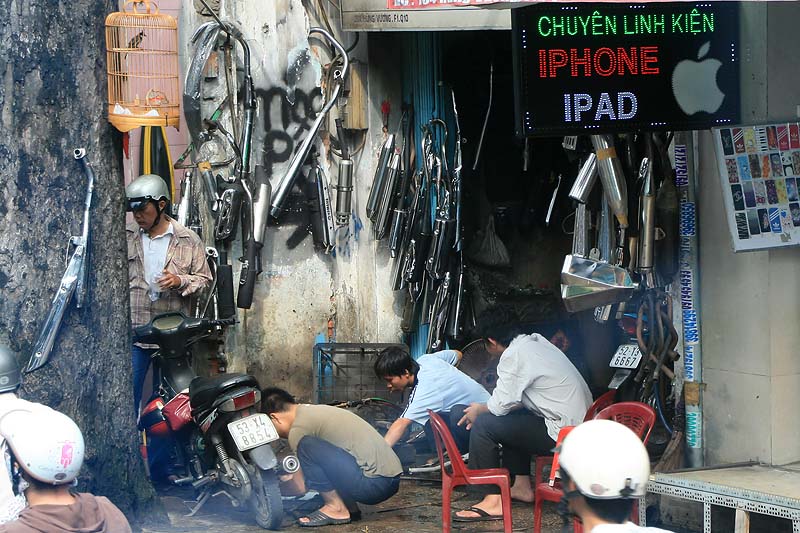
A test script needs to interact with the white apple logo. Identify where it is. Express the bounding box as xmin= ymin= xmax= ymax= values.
xmin=672 ymin=42 xmax=725 ymax=115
